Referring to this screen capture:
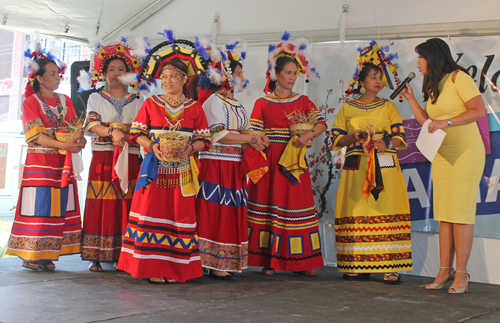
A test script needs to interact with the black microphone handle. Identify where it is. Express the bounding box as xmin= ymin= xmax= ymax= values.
xmin=390 ymin=77 xmax=413 ymax=100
